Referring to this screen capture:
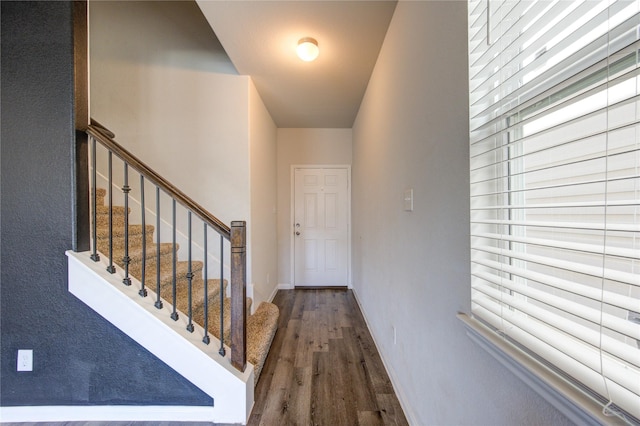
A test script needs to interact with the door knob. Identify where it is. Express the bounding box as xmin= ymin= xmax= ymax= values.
xmin=295 ymin=231 xmax=301 ymax=236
